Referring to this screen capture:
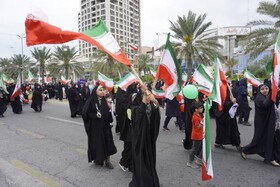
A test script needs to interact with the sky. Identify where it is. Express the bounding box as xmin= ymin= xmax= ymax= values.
xmin=0 ymin=0 xmax=266 ymax=59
